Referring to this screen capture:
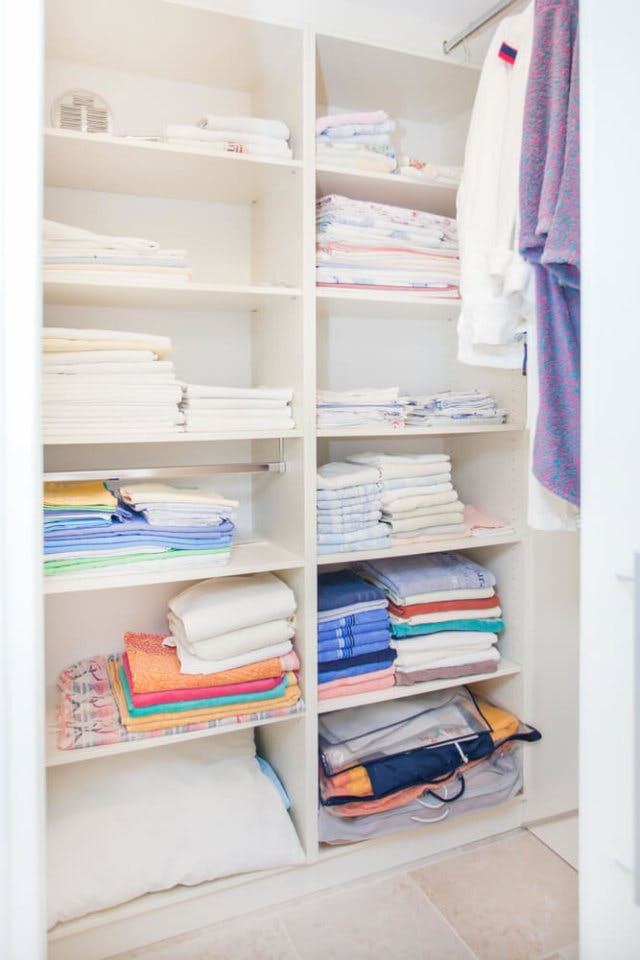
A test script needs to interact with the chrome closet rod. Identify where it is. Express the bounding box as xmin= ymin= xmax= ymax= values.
xmin=442 ymin=0 xmax=520 ymax=54
xmin=43 ymin=461 xmax=286 ymax=483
